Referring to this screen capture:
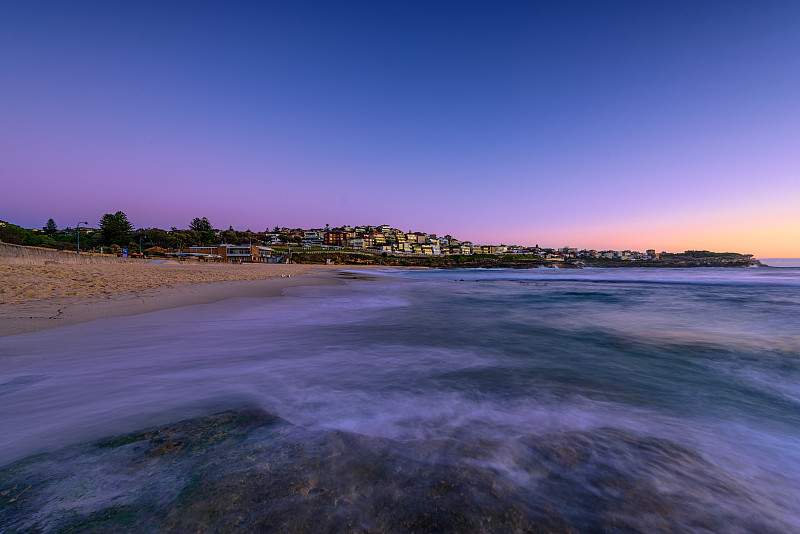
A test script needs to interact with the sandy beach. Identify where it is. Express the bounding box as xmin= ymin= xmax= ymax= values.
xmin=0 ymin=261 xmax=342 ymax=337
